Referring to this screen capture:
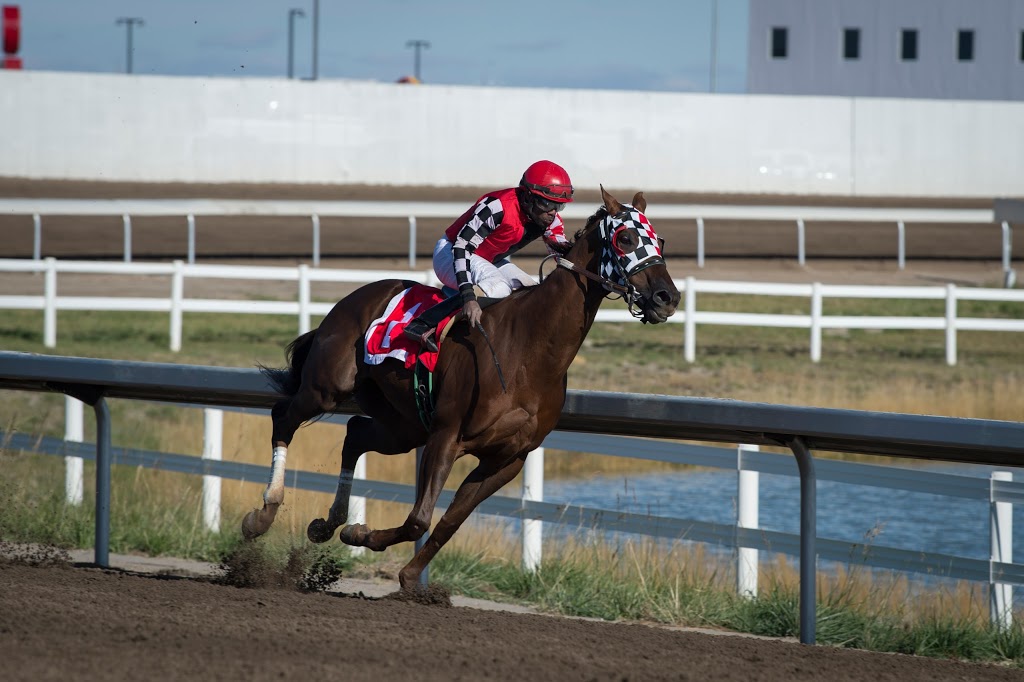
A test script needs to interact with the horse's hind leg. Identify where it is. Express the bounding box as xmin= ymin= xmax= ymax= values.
xmin=398 ymin=453 xmax=526 ymax=589
xmin=306 ymin=413 xmax=422 ymax=543
xmin=339 ymin=427 xmax=459 ymax=554
xmin=241 ymin=387 xmax=330 ymax=539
